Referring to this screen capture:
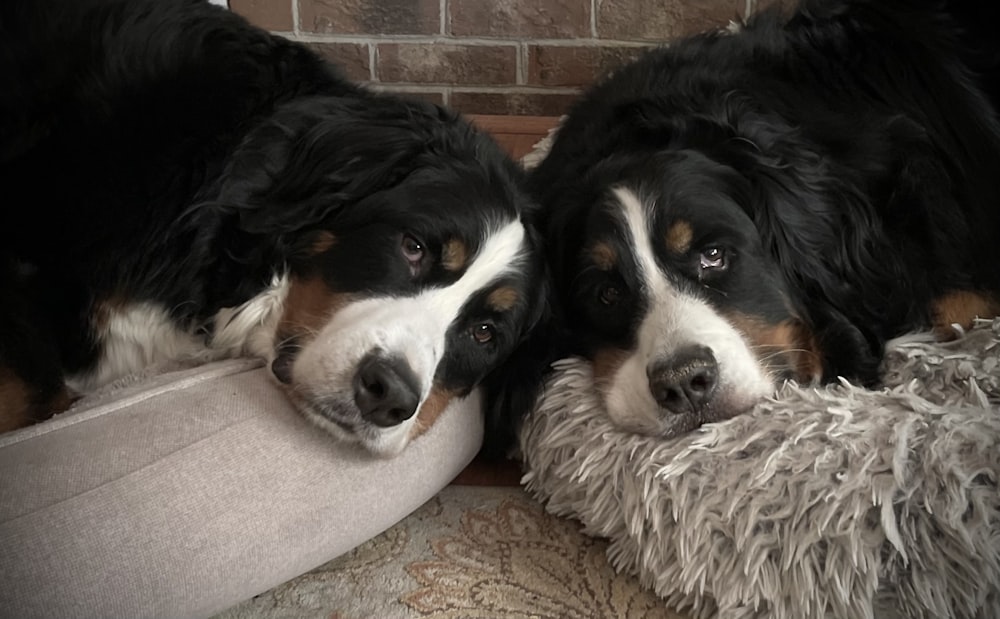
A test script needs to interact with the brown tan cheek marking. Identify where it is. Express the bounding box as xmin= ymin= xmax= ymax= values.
xmin=726 ymin=313 xmax=823 ymax=383
xmin=487 ymin=286 xmax=520 ymax=312
xmin=591 ymin=347 xmax=630 ymax=387
xmin=410 ymin=384 xmax=458 ymax=438
xmin=931 ymin=291 xmax=1000 ymax=340
xmin=590 ymin=242 xmax=617 ymax=271
xmin=665 ymin=220 xmax=693 ymax=255
xmin=776 ymin=319 xmax=823 ymax=383
xmin=0 ymin=367 xmax=72 ymax=433
xmin=309 ymin=231 xmax=337 ymax=255
xmin=442 ymin=239 xmax=468 ymax=272
xmin=277 ymin=277 xmax=355 ymax=342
